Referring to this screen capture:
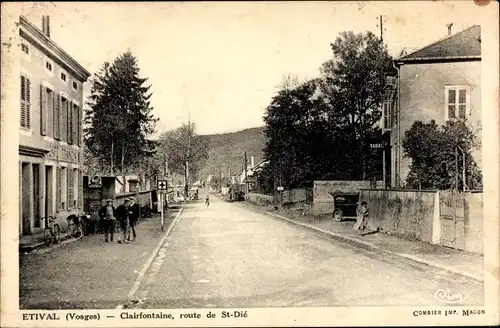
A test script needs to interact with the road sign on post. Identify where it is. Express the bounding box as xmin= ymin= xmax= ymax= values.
xmin=158 ymin=179 xmax=167 ymax=191
xmin=277 ymin=186 xmax=284 ymax=191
